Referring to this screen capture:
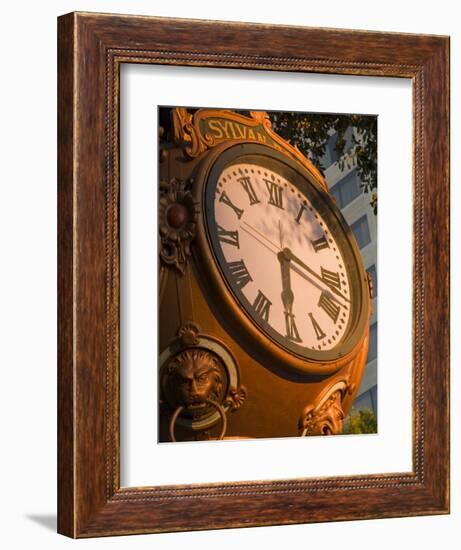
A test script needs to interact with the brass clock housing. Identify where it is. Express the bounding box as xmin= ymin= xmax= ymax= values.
xmin=193 ymin=141 xmax=371 ymax=377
